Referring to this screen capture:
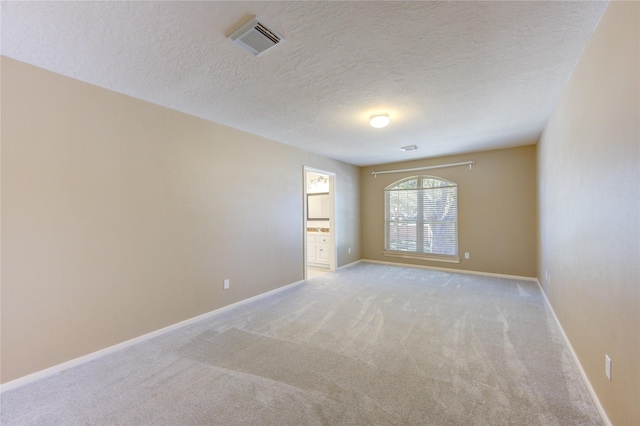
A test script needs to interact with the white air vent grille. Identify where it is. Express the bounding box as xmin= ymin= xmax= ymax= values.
xmin=229 ymin=18 xmax=284 ymax=56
